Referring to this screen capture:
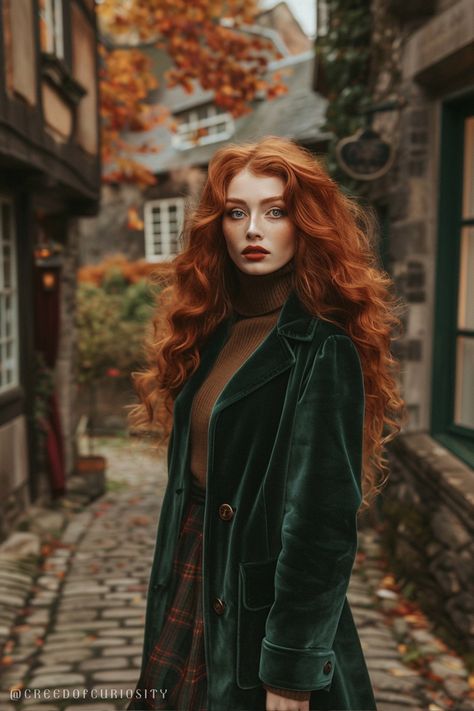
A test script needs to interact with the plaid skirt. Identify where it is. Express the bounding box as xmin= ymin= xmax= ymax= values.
xmin=128 ymin=479 xmax=208 ymax=711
